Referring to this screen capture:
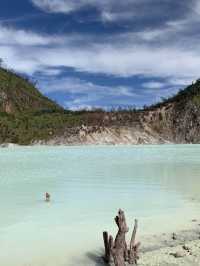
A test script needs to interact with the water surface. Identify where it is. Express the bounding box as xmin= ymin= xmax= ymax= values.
xmin=0 ymin=144 xmax=200 ymax=266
